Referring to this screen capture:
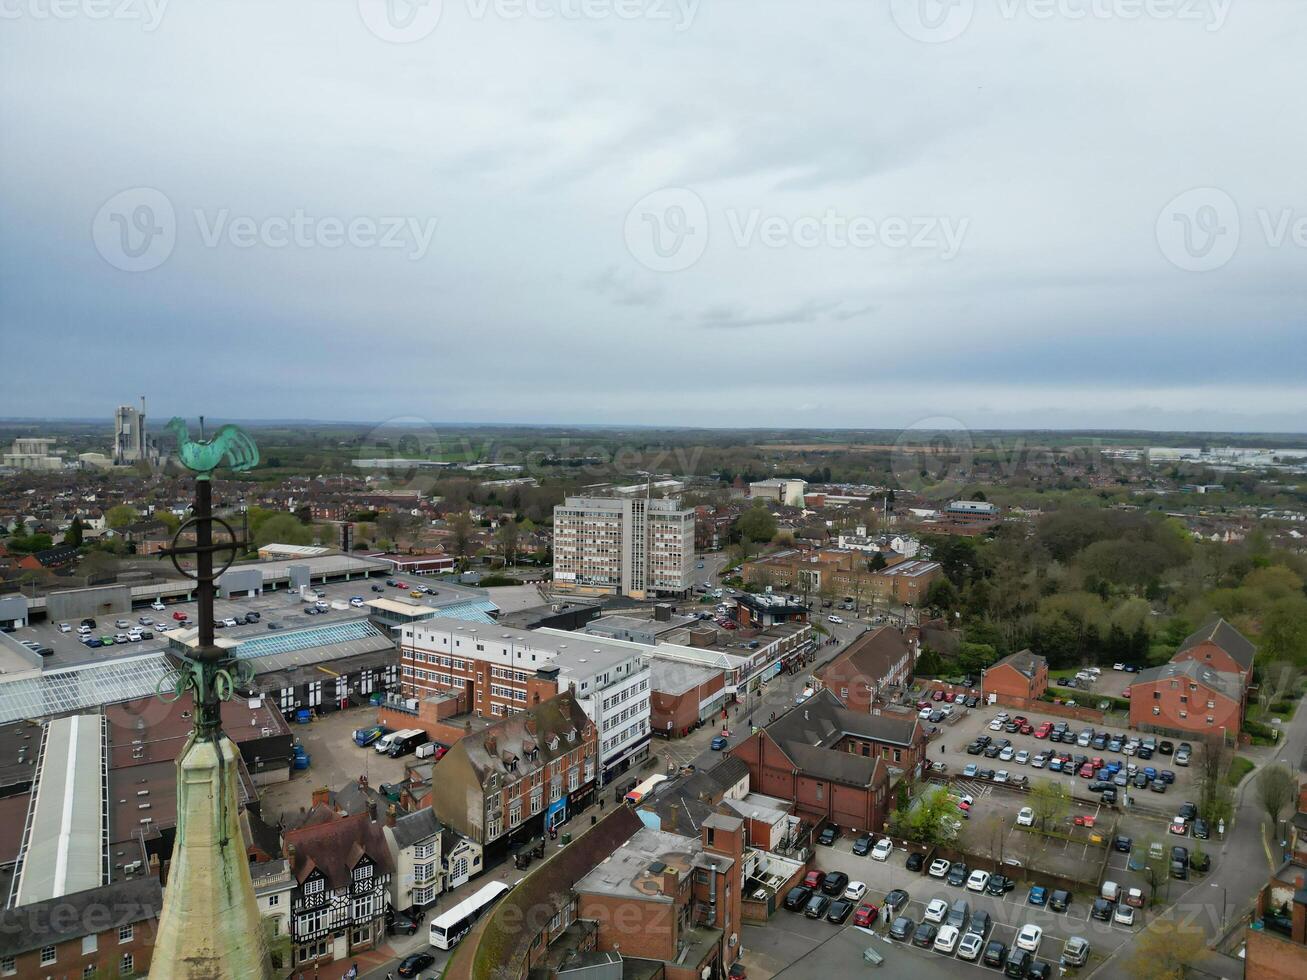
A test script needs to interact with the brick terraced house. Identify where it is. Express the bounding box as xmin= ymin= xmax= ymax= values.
xmin=428 ymin=692 xmax=598 ymax=856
